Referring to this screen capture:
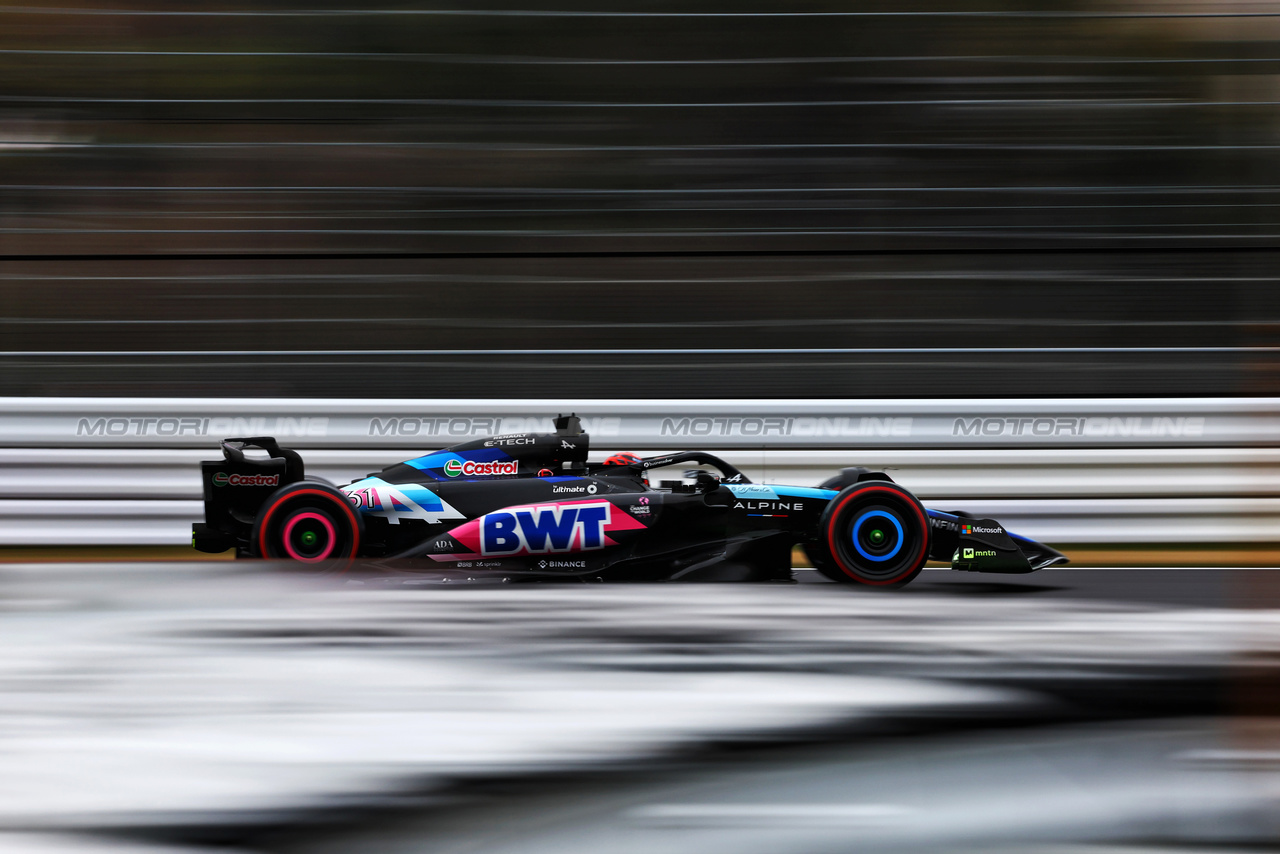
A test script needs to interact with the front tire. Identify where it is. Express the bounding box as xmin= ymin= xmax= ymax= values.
xmin=251 ymin=482 xmax=363 ymax=564
xmin=808 ymin=481 xmax=929 ymax=588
